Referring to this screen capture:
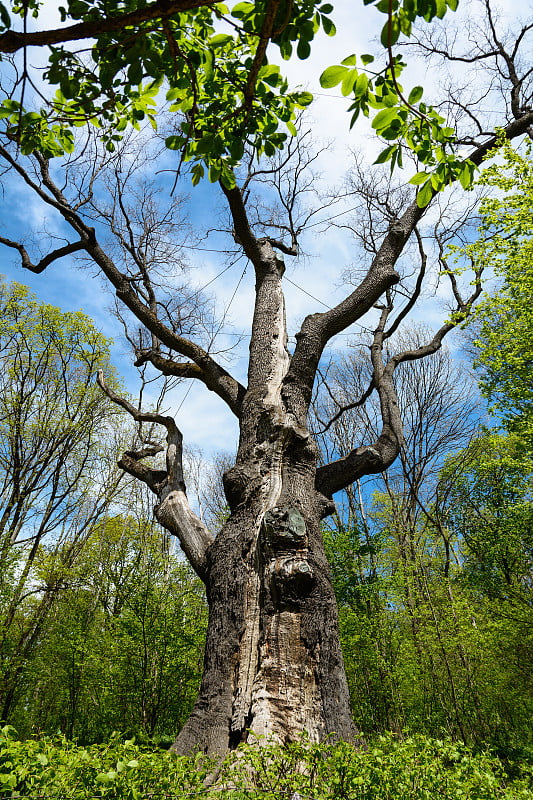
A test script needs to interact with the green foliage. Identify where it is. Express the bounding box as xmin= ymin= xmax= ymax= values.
xmin=319 ymin=1 xmax=475 ymax=200
xmin=0 ymin=0 xmax=330 ymax=181
xmin=0 ymin=729 xmax=531 ymax=799
xmin=0 ymin=726 xmax=215 ymax=798
xmin=323 ymin=524 xmax=400 ymax=733
xmin=441 ymin=431 xmax=533 ymax=602
xmin=6 ymin=517 xmax=207 ymax=742
xmin=324 ymin=449 xmax=533 ymax=752
xmin=0 ymin=280 xmax=125 ymax=720
xmin=0 ymin=0 xmax=475 ymax=196
xmin=0 ymin=279 xmax=119 ymax=548
xmin=461 ymin=140 xmax=533 ymax=436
